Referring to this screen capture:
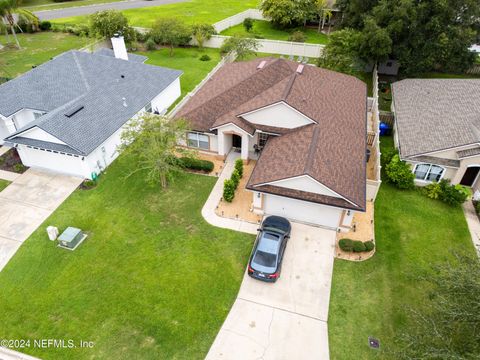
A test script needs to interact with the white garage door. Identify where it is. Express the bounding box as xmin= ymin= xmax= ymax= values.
xmin=264 ymin=194 xmax=343 ymax=229
xmin=19 ymin=147 xmax=86 ymax=178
